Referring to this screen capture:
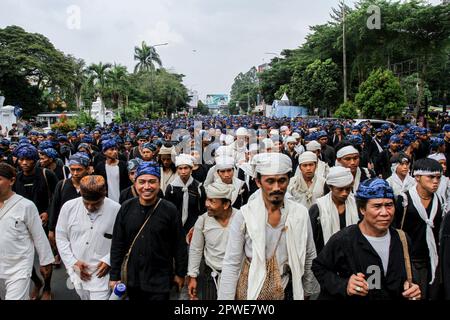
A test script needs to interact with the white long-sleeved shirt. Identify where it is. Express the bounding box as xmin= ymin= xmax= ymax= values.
xmin=56 ymin=197 xmax=120 ymax=291
xmin=188 ymin=209 xmax=236 ymax=277
xmin=218 ymin=208 xmax=319 ymax=299
xmin=0 ymin=194 xmax=54 ymax=279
